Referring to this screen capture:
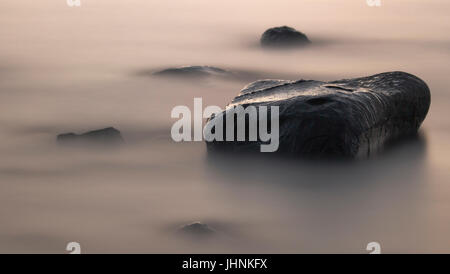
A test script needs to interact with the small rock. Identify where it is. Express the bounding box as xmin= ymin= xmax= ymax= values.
xmin=260 ymin=26 xmax=310 ymax=48
xmin=57 ymin=127 xmax=124 ymax=147
xmin=153 ymin=66 xmax=230 ymax=78
xmin=178 ymin=222 xmax=215 ymax=236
